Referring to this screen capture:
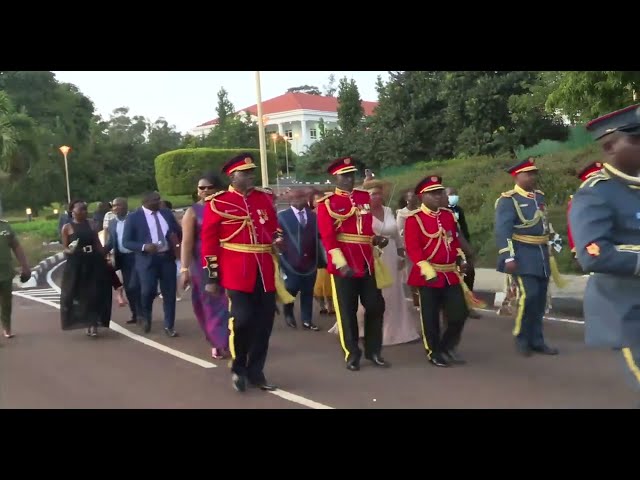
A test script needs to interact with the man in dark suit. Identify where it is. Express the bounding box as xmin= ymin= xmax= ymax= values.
xmin=122 ymin=191 xmax=182 ymax=337
xmin=278 ymin=189 xmax=321 ymax=331
xmin=105 ymin=197 xmax=141 ymax=325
